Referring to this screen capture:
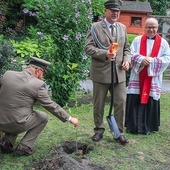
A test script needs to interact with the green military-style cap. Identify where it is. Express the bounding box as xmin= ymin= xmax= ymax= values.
xmin=29 ymin=56 xmax=51 ymax=72
xmin=104 ymin=0 xmax=122 ymax=9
